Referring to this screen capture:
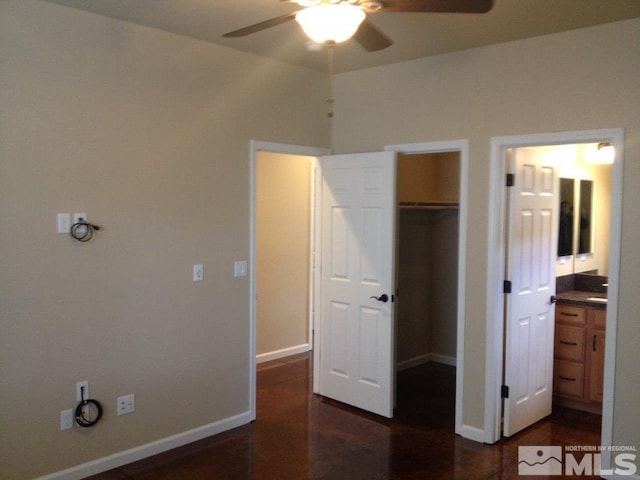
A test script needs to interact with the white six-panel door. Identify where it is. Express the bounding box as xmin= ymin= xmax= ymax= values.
xmin=503 ymin=147 xmax=558 ymax=436
xmin=318 ymin=151 xmax=396 ymax=418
